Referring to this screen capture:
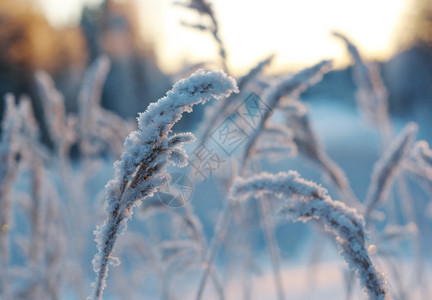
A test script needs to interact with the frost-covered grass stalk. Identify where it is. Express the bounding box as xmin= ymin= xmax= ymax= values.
xmin=159 ymin=55 xmax=272 ymax=299
xmin=16 ymin=98 xmax=66 ymax=299
xmin=78 ymin=56 xmax=132 ymax=160
xmin=406 ymin=142 xmax=432 ymax=193
xmin=282 ymin=100 xmax=362 ymax=210
xmin=334 ymin=31 xmax=428 ymax=298
xmin=198 ymin=54 xmax=274 ymax=144
xmin=90 ymin=69 xmax=238 ymax=299
xmin=412 ymin=141 xmax=432 ymax=170
xmin=0 ymin=96 xmax=68 ymax=300
xmin=35 ymin=71 xmax=76 ymax=161
xmin=35 ymin=69 xmax=78 ymax=238
xmin=0 ymin=95 xmax=22 ymax=300
xmin=240 ymin=59 xmax=333 ymax=174
xmin=172 ymin=51 xmax=272 ymax=300
xmin=18 ymin=98 xmax=45 ymax=267
xmin=78 ymin=55 xmax=111 ymax=158
xmin=364 ymin=123 xmax=418 ymax=223
xmin=231 ymin=171 xmax=388 ymax=300
xmin=332 ymin=32 xmax=392 ymax=142
xmin=76 ymin=57 xmax=130 ymax=290
xmin=196 ymin=60 xmax=333 ymax=300
xmin=36 ymin=70 xmax=89 ymax=298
